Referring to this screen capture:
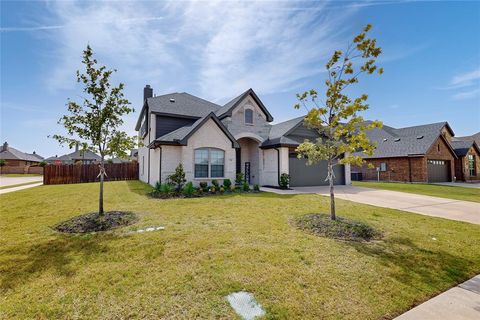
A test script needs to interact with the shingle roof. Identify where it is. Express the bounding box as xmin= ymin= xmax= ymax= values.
xmin=355 ymin=121 xmax=455 ymax=158
xmin=454 ymin=132 xmax=480 ymax=146
xmin=0 ymin=144 xmax=43 ymax=162
xmin=149 ymin=113 xmax=239 ymax=148
xmin=45 ymin=150 xmax=101 ymax=162
xmin=260 ymin=116 xmax=306 ymax=148
xmin=148 ymin=92 xmax=221 ymax=117
xmin=451 ymin=140 xmax=480 ymax=157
